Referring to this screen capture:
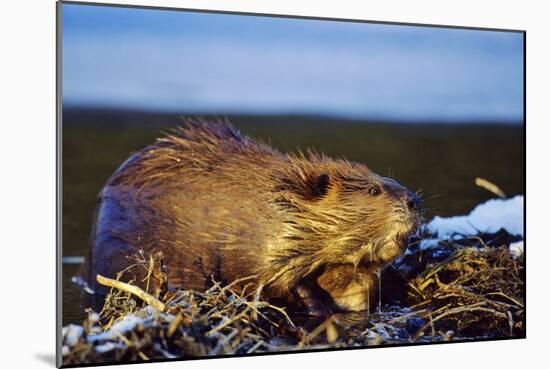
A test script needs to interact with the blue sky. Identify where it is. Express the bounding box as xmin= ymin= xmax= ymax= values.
xmin=62 ymin=3 xmax=524 ymax=123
